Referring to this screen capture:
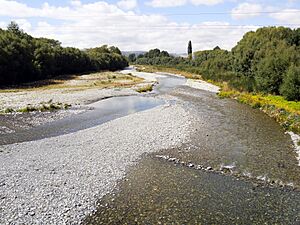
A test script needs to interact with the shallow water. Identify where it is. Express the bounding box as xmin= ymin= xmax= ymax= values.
xmin=0 ymin=96 xmax=163 ymax=145
xmin=84 ymin=156 xmax=300 ymax=225
xmin=85 ymin=85 xmax=300 ymax=224
xmin=0 ymin=69 xmax=187 ymax=145
xmin=2 ymin=68 xmax=300 ymax=223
